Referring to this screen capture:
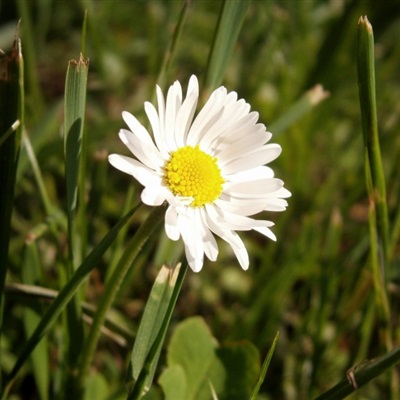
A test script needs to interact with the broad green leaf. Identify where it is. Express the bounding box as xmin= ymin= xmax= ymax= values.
xmin=196 ymin=341 xmax=260 ymax=400
xmin=165 ymin=317 xmax=217 ymax=400
xmin=158 ymin=365 xmax=187 ymax=400
xmin=84 ymin=372 xmax=108 ymax=400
